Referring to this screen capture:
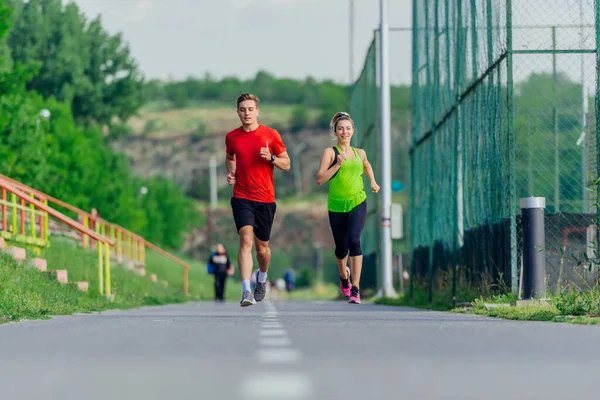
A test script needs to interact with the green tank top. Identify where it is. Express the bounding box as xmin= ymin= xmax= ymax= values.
xmin=327 ymin=146 xmax=367 ymax=213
